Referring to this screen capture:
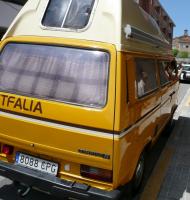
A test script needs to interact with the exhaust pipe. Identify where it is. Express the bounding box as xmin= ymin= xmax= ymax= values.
xmin=14 ymin=181 xmax=31 ymax=197
xmin=17 ymin=186 xmax=31 ymax=197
